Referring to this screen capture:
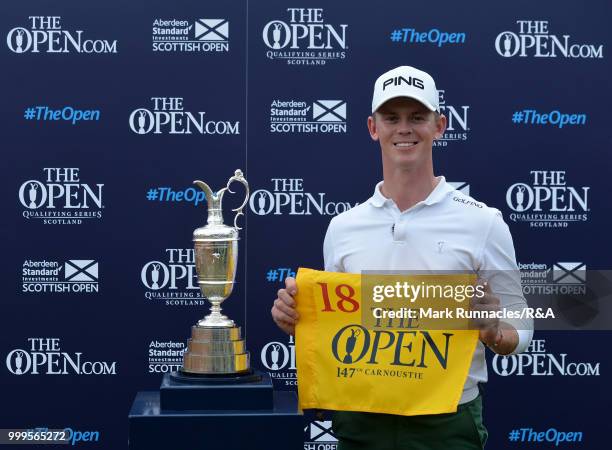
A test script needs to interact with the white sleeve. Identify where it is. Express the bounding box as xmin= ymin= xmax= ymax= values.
xmin=478 ymin=209 xmax=533 ymax=355
xmin=323 ymin=218 xmax=344 ymax=272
